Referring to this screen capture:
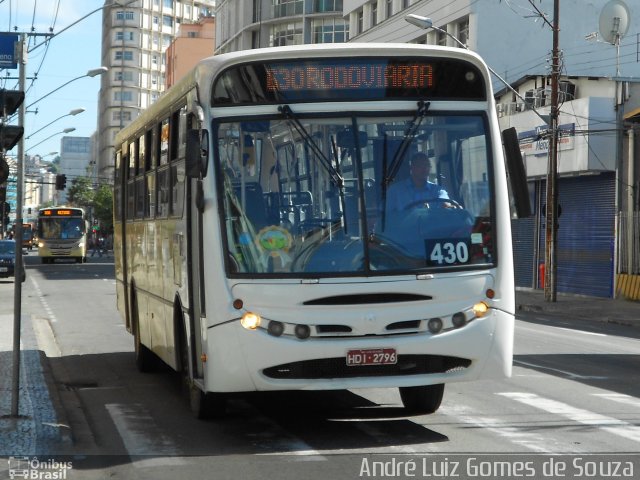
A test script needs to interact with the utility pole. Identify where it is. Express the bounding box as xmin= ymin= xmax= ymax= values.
xmin=11 ymin=32 xmax=27 ymax=417
xmin=544 ymin=0 xmax=560 ymax=302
